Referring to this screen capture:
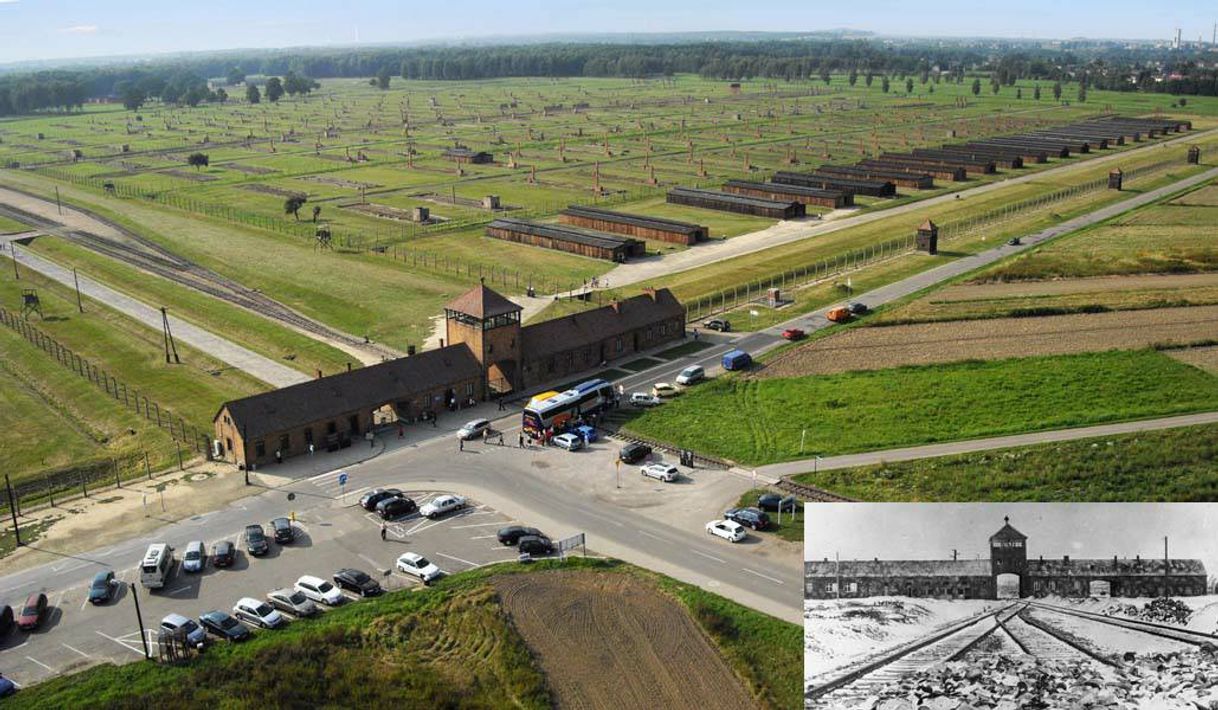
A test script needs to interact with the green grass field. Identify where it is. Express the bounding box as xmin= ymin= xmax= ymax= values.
xmin=6 ymin=558 xmax=799 ymax=710
xmin=625 ymin=349 xmax=1218 ymax=466
xmin=791 ymin=423 xmax=1218 ymax=502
